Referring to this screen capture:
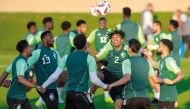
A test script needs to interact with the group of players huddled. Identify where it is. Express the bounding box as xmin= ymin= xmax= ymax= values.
xmin=0 ymin=7 xmax=184 ymax=109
